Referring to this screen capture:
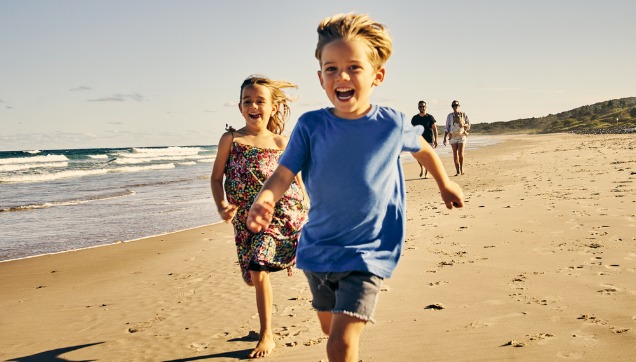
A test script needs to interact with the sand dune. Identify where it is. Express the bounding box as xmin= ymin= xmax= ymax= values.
xmin=1 ymin=133 xmax=634 ymax=361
